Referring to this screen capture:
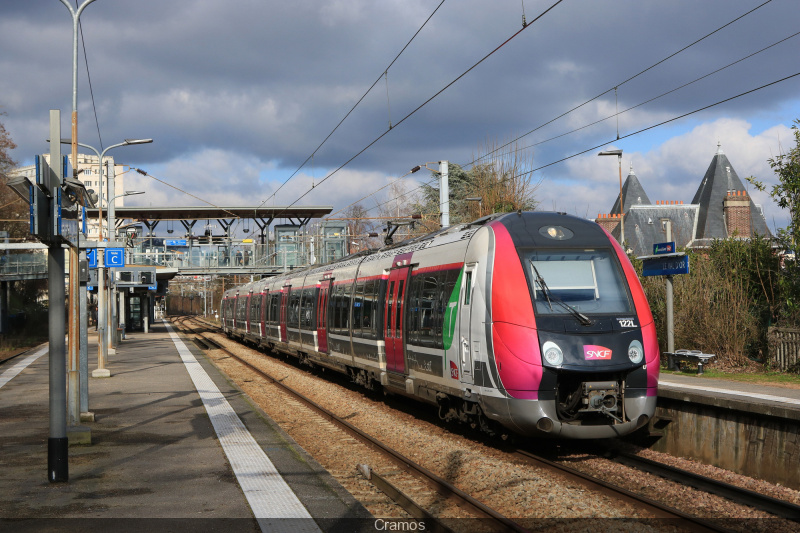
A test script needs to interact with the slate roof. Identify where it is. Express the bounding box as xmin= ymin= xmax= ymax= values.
xmin=615 ymin=205 xmax=699 ymax=257
xmin=611 ymin=165 xmax=652 ymax=215
xmin=597 ymin=144 xmax=771 ymax=256
xmin=690 ymin=144 xmax=770 ymax=240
